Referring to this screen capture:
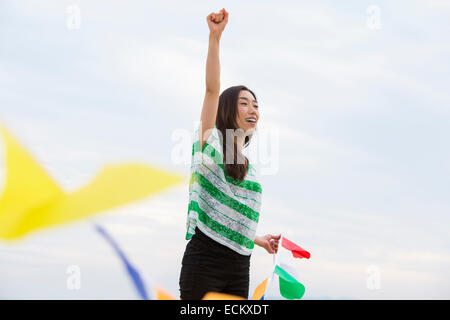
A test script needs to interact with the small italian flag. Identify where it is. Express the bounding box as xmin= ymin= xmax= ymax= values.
xmin=252 ymin=236 xmax=310 ymax=300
